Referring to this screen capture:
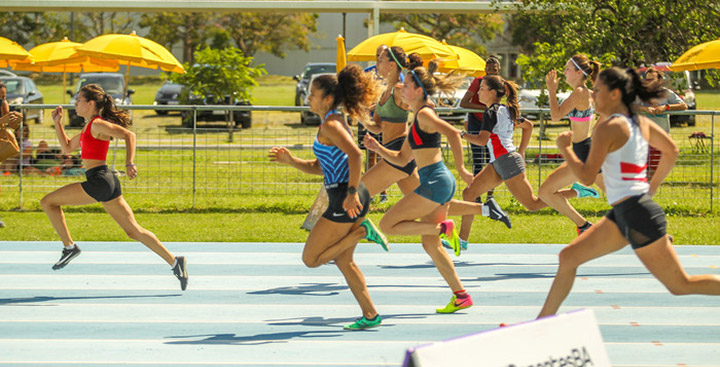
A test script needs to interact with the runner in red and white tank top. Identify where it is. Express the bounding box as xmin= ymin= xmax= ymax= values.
xmin=537 ymin=67 xmax=720 ymax=320
xmin=601 ymin=113 xmax=650 ymax=204
xmin=480 ymin=103 xmax=516 ymax=162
